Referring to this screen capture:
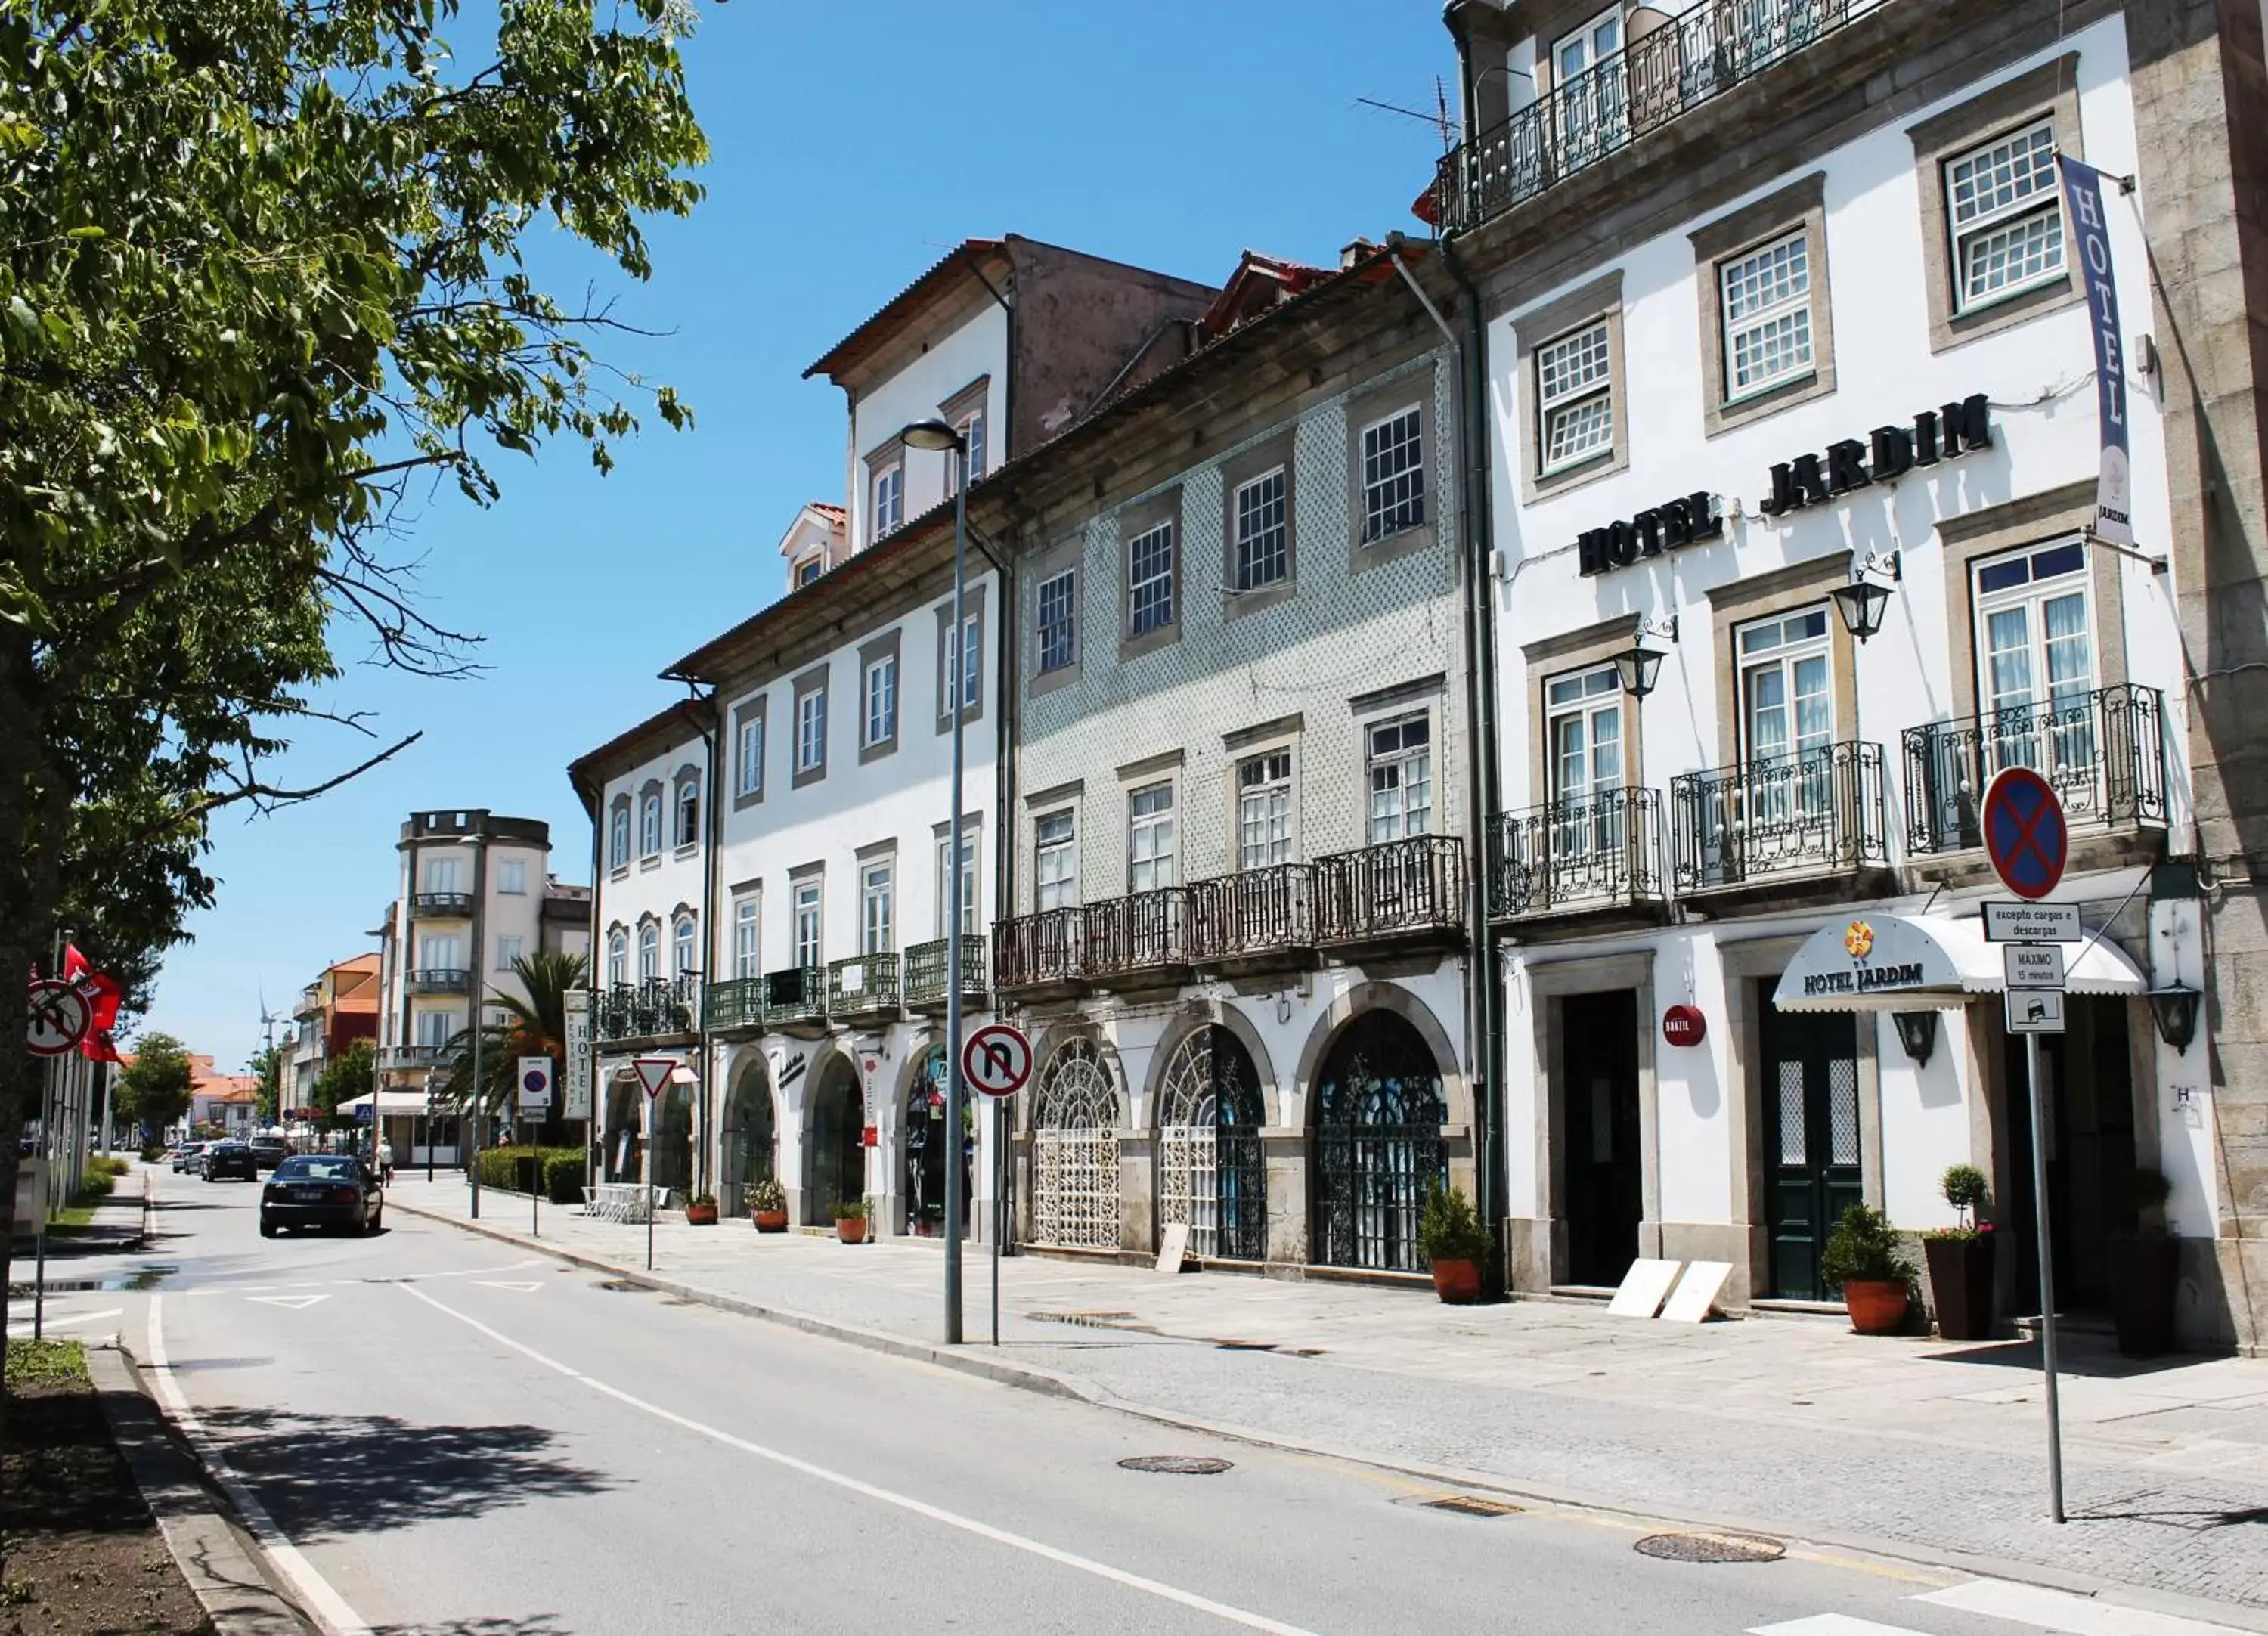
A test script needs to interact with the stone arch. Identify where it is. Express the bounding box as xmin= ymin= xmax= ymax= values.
xmin=600 ymin=1066 xmax=643 ymax=1182
xmin=718 ymin=1050 xmax=777 ymax=1214
xmin=803 ymin=1043 xmax=866 ymax=1225
xmin=1028 ymin=1032 xmax=1126 ymax=1251
xmin=1141 ymin=1002 xmax=1283 ymax=1129
xmin=894 ymin=1031 xmax=969 ymax=1238
xmin=1291 ymin=981 xmax=1470 ymax=1132
xmin=1023 ymin=1020 xmax=1129 ymax=1132
xmin=1306 ymin=1005 xmax=1452 ymax=1273
xmin=1151 ymin=1021 xmax=1269 ymax=1263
